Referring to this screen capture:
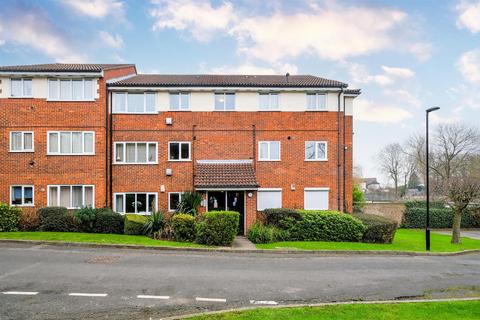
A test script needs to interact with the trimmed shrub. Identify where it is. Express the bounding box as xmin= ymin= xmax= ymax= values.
xmin=286 ymin=210 xmax=365 ymax=242
xmin=404 ymin=200 xmax=446 ymax=209
xmin=92 ymin=209 xmax=124 ymax=234
xmin=195 ymin=211 xmax=239 ymax=246
xmin=124 ymin=214 xmax=147 ymax=235
xmin=402 ymin=206 xmax=476 ymax=228
xmin=38 ymin=207 xmax=77 ymax=232
xmin=171 ymin=214 xmax=196 ymax=242
xmin=19 ymin=208 xmax=40 ymax=231
xmin=262 ymin=208 xmax=301 ymax=227
xmin=74 ymin=207 xmax=97 ymax=232
xmin=247 ymin=222 xmax=289 ymax=244
xmin=0 ymin=203 xmax=22 ymax=232
xmin=354 ymin=213 xmax=398 ymax=244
